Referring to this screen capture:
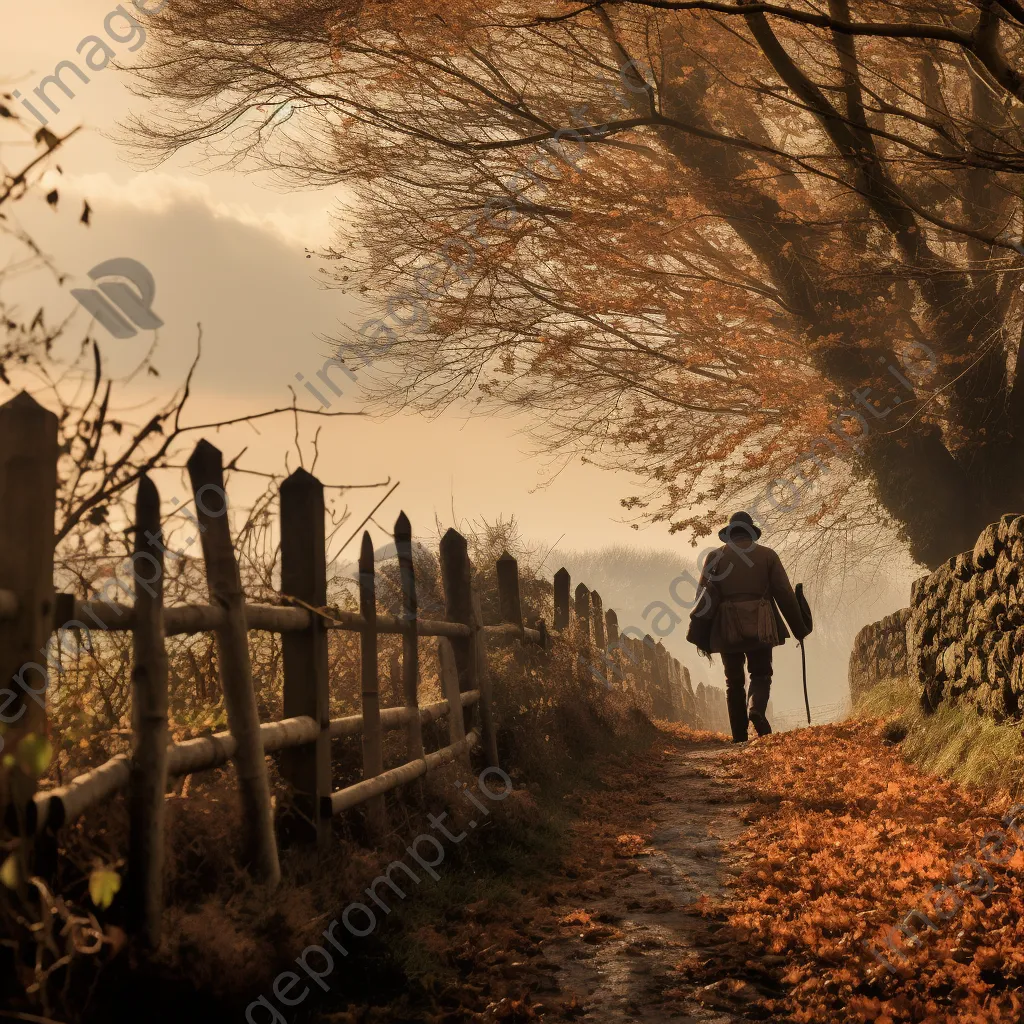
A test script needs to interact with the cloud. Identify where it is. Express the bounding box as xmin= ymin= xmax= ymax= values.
xmin=38 ymin=168 xmax=340 ymax=248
